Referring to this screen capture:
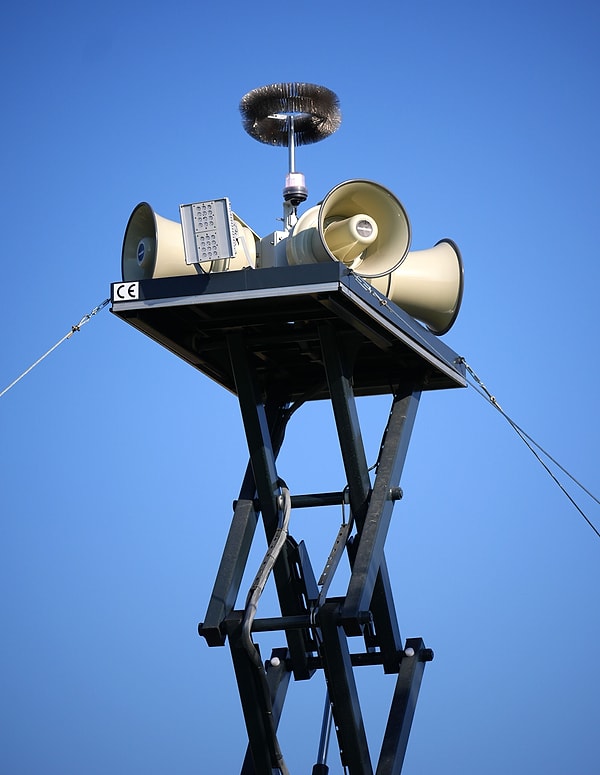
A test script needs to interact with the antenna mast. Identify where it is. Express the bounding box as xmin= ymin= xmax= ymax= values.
xmin=239 ymin=82 xmax=341 ymax=230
